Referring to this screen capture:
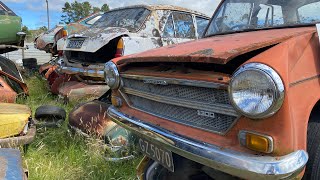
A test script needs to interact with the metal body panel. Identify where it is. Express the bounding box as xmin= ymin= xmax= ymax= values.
xmin=0 ymin=77 xmax=17 ymax=103
xmin=58 ymin=81 xmax=109 ymax=101
xmin=0 ymin=149 xmax=25 ymax=180
xmin=113 ymin=27 xmax=315 ymax=65
xmin=108 ymin=106 xmax=308 ymax=179
xmin=63 ymin=27 xmax=130 ymax=53
xmin=0 ymin=103 xmax=30 ymax=138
